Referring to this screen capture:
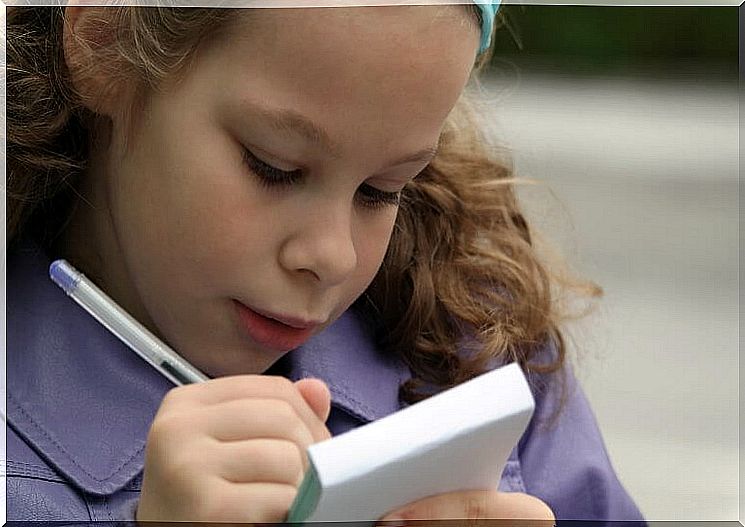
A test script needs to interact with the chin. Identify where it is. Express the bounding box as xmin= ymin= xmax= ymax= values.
xmin=198 ymin=344 xmax=284 ymax=378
